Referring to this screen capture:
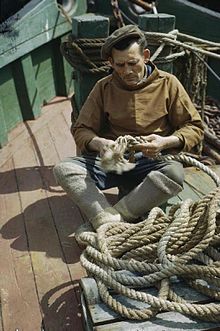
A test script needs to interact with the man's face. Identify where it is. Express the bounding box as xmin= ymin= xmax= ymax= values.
xmin=109 ymin=42 xmax=150 ymax=87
